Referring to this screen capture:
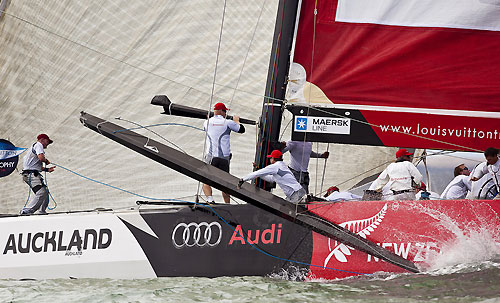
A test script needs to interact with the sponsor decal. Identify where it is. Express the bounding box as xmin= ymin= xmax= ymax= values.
xmin=171 ymin=222 xmax=222 ymax=248
xmin=323 ymin=204 xmax=437 ymax=266
xmin=3 ymin=228 xmax=112 ymax=255
xmin=228 ymin=224 xmax=282 ymax=245
xmin=366 ymin=242 xmax=437 ymax=263
xmin=294 ymin=116 xmax=351 ymax=134
xmin=0 ymin=139 xmax=26 ymax=178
